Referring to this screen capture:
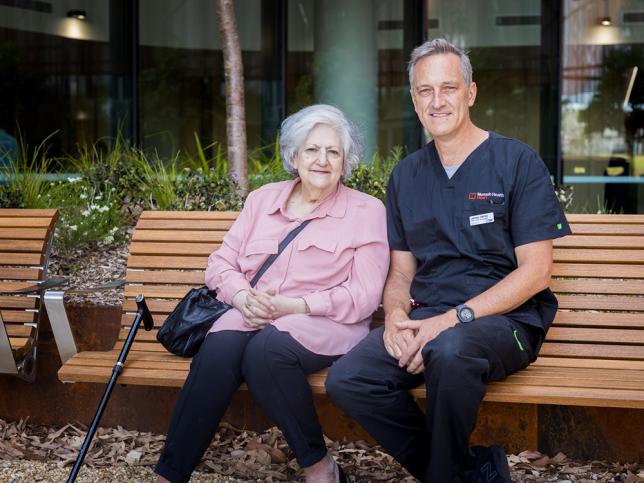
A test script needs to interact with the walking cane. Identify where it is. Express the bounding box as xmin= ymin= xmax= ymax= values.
xmin=67 ymin=294 xmax=154 ymax=483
